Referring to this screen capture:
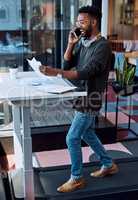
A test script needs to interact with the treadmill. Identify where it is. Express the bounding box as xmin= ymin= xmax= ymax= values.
xmin=9 ymin=157 xmax=138 ymax=200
